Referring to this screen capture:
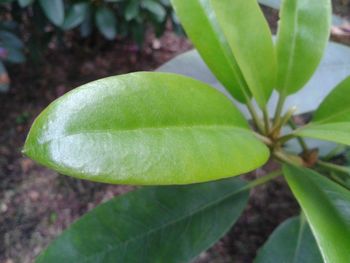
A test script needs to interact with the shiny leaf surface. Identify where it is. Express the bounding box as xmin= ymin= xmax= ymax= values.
xmin=276 ymin=0 xmax=331 ymax=95
xmin=284 ymin=164 xmax=350 ymax=263
xmin=24 ymin=72 xmax=269 ymax=185
xmin=255 ymin=216 xmax=322 ymax=263
xmin=211 ymin=0 xmax=276 ymax=108
xmin=171 ymin=0 xmax=250 ymax=103
xmin=36 ymin=177 xmax=249 ymax=263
